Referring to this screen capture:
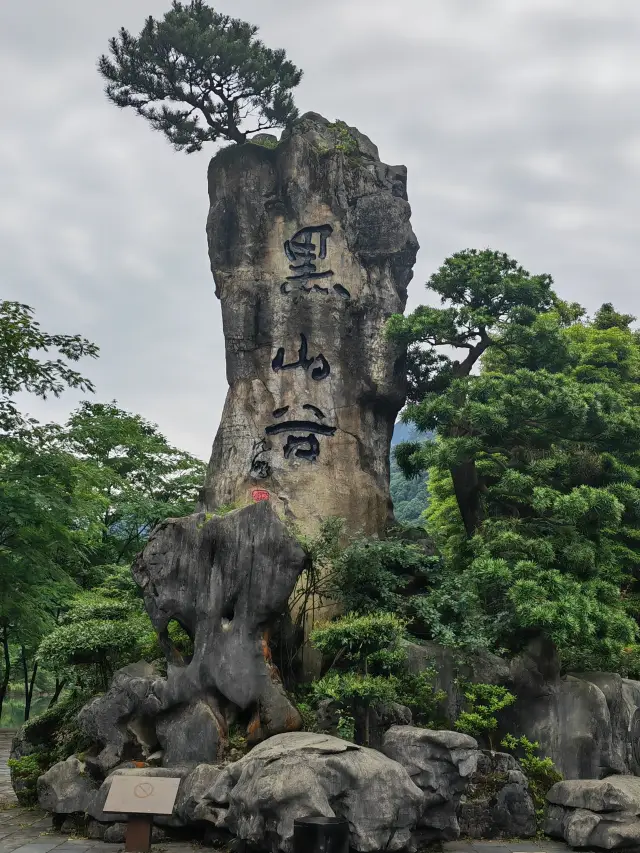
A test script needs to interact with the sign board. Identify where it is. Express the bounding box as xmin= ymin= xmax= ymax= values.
xmin=104 ymin=775 xmax=181 ymax=815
